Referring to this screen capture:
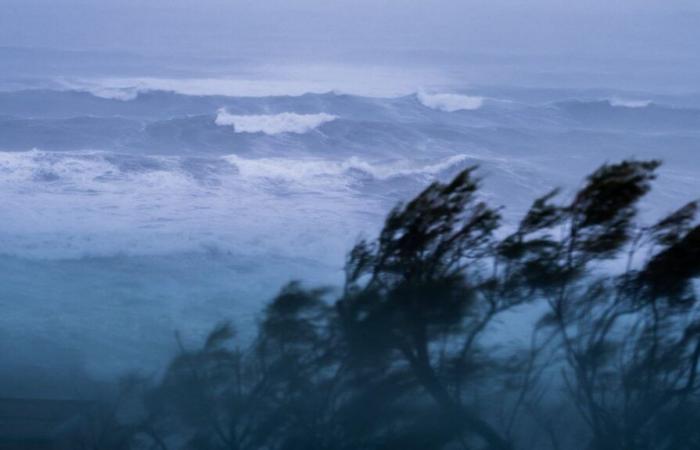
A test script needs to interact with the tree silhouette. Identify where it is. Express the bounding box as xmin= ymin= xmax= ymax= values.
xmin=62 ymin=160 xmax=699 ymax=450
